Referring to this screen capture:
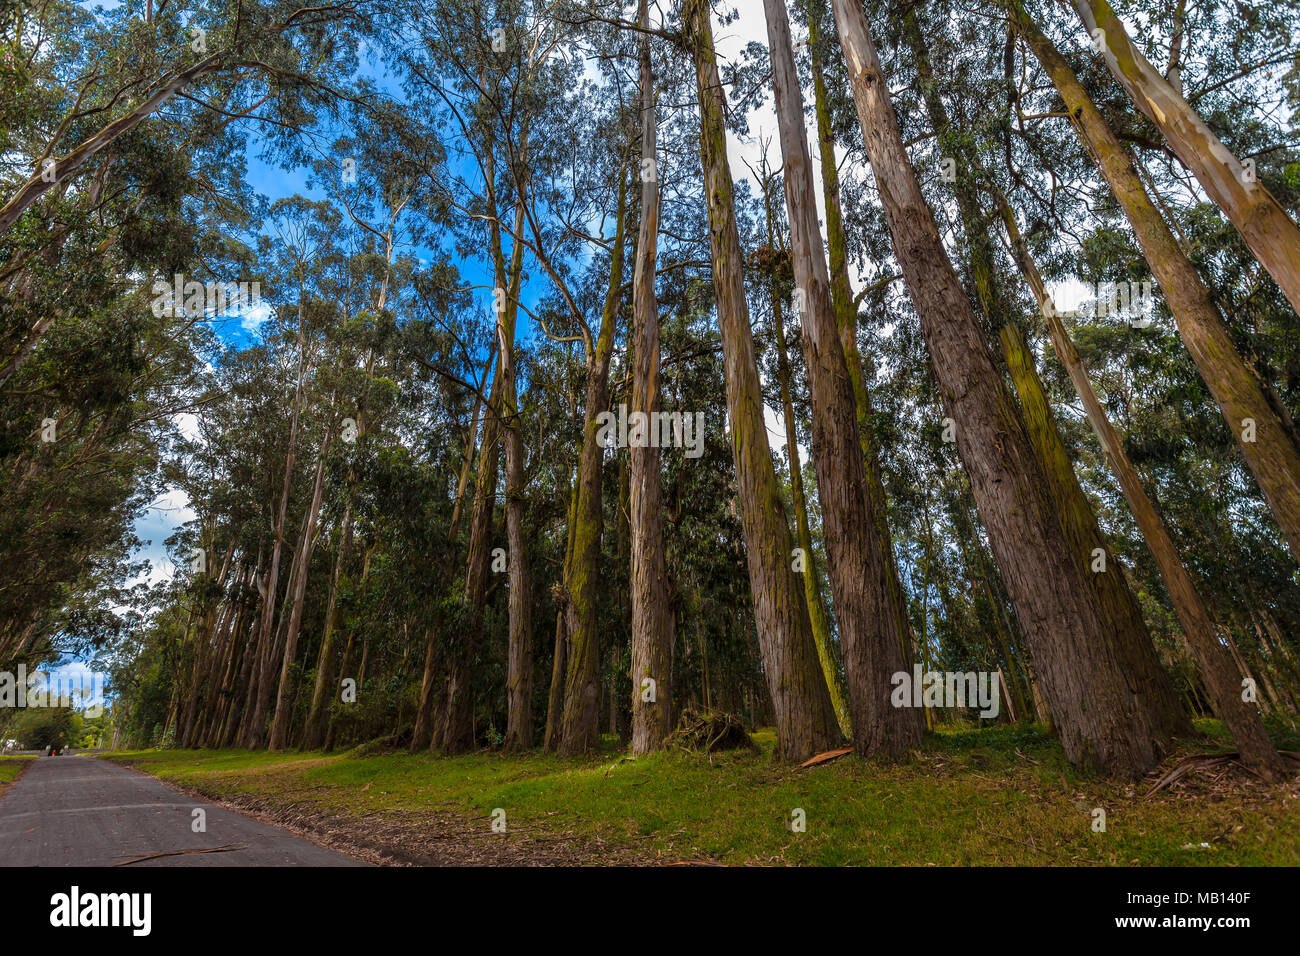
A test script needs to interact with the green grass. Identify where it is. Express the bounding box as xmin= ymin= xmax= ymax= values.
xmin=0 ymin=755 xmax=35 ymax=793
xmin=103 ymin=720 xmax=1300 ymax=865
